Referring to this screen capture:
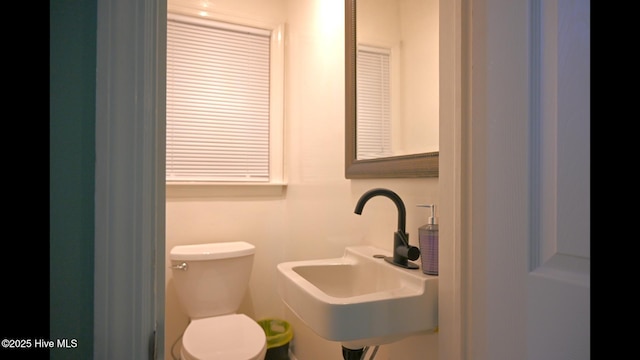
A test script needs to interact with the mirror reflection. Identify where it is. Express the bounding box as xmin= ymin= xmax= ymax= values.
xmin=356 ymin=0 xmax=438 ymax=160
